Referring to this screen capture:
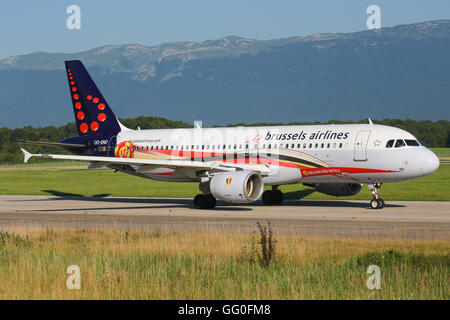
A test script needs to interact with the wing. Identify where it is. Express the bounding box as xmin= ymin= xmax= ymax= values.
xmin=20 ymin=148 xmax=270 ymax=175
